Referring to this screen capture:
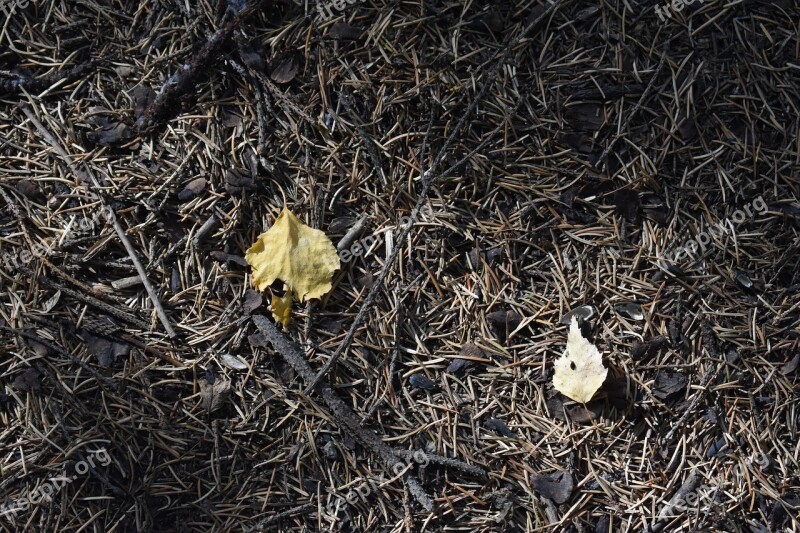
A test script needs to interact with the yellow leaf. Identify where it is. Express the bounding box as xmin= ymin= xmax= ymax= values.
xmin=552 ymin=318 xmax=608 ymax=403
xmin=245 ymin=208 xmax=340 ymax=301
xmin=271 ymin=290 xmax=293 ymax=329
